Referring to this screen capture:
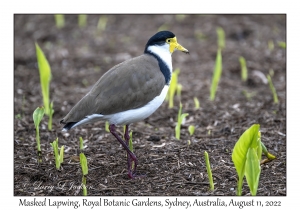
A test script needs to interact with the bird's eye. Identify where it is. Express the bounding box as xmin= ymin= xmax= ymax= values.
xmin=167 ymin=39 xmax=171 ymax=43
